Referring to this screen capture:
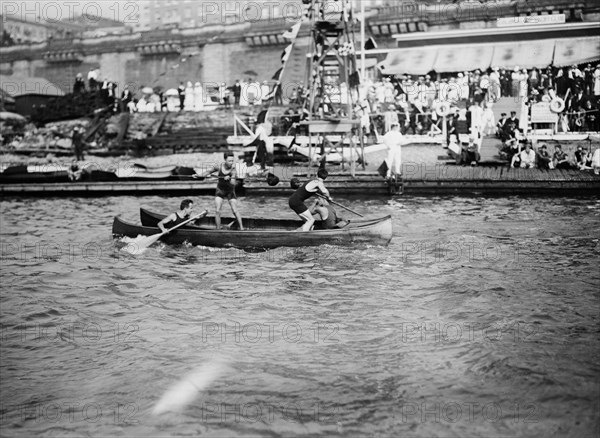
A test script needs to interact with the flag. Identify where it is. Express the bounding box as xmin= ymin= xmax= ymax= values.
xmin=281 ymin=44 xmax=292 ymax=63
xmin=282 ymin=21 xmax=301 ymax=40
xmin=257 ymin=110 xmax=268 ymax=124
xmin=364 ymin=37 xmax=377 ymax=50
xmin=272 ymin=68 xmax=283 ymax=81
